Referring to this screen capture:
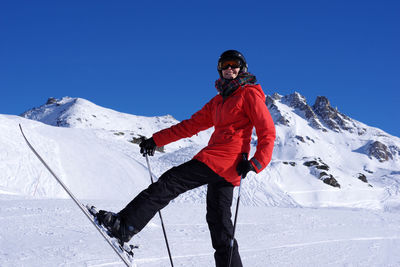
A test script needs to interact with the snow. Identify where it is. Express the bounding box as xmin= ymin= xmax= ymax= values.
xmin=2 ymin=96 xmax=400 ymax=266
xmin=2 ymin=196 xmax=400 ymax=266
